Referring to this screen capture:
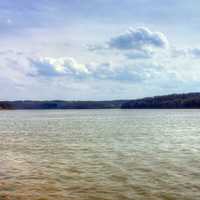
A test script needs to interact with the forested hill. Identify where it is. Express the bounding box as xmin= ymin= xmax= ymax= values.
xmin=0 ymin=100 xmax=126 ymax=110
xmin=121 ymin=93 xmax=200 ymax=109
xmin=1 ymin=93 xmax=200 ymax=109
